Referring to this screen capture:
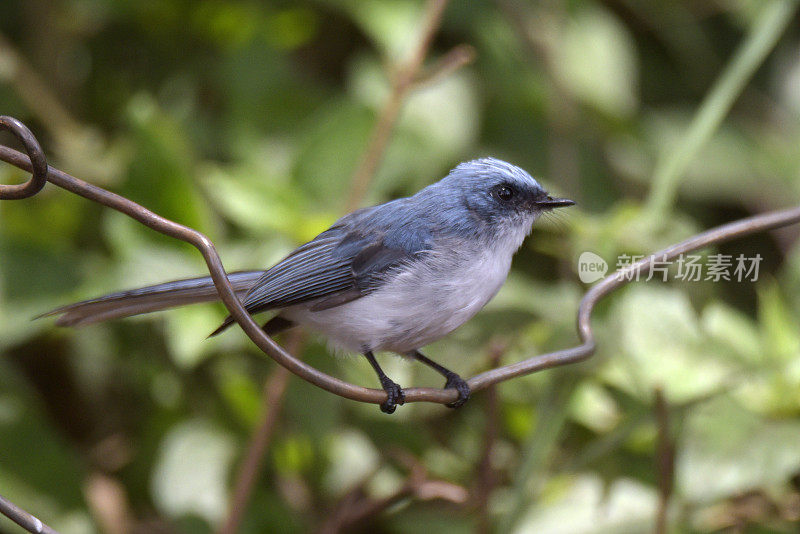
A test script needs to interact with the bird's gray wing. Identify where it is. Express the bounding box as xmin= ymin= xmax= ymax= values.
xmin=211 ymin=213 xmax=429 ymax=334
xmin=240 ymin=231 xmax=421 ymax=313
